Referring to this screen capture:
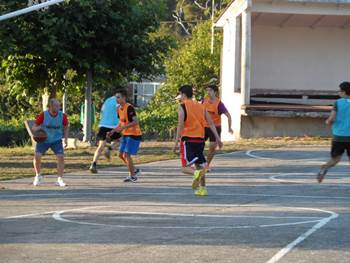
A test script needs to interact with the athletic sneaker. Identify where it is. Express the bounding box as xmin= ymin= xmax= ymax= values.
xmin=89 ymin=164 xmax=98 ymax=174
xmin=33 ymin=175 xmax=43 ymax=186
xmin=317 ymin=168 xmax=328 ymax=183
xmin=192 ymin=169 xmax=205 ymax=189
xmin=195 ymin=186 xmax=208 ymax=196
xmin=123 ymin=175 xmax=138 ymax=182
xmin=56 ymin=177 xmax=67 ymax=187
xmin=104 ymin=147 xmax=111 ymax=161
